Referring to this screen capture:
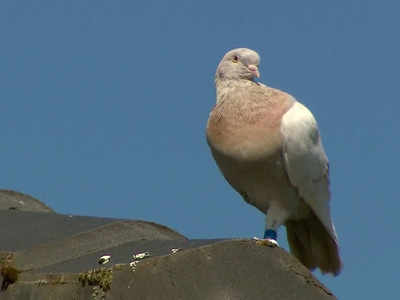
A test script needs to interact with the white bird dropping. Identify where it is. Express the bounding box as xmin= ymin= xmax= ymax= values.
xmin=98 ymin=255 xmax=111 ymax=265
